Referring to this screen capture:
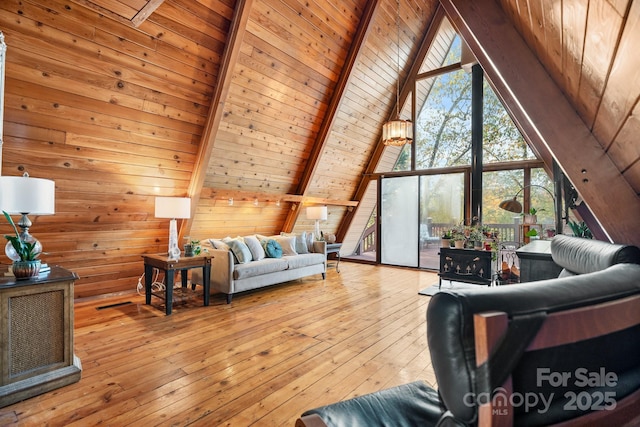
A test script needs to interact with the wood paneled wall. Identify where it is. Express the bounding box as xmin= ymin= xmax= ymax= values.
xmin=0 ymin=0 xmax=227 ymax=297
xmin=1 ymin=0 xmax=638 ymax=299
